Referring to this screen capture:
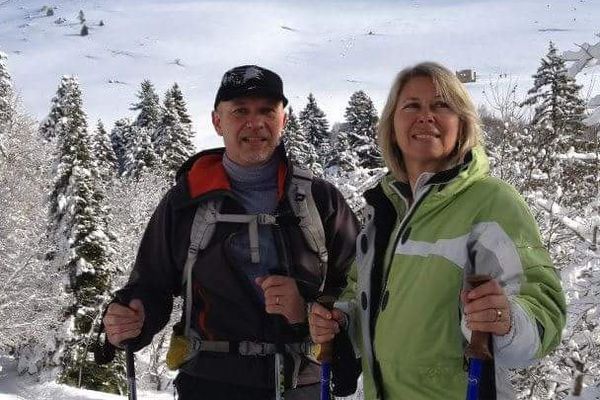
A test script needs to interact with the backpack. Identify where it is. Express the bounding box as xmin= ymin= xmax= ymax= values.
xmin=165 ymin=167 xmax=327 ymax=372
